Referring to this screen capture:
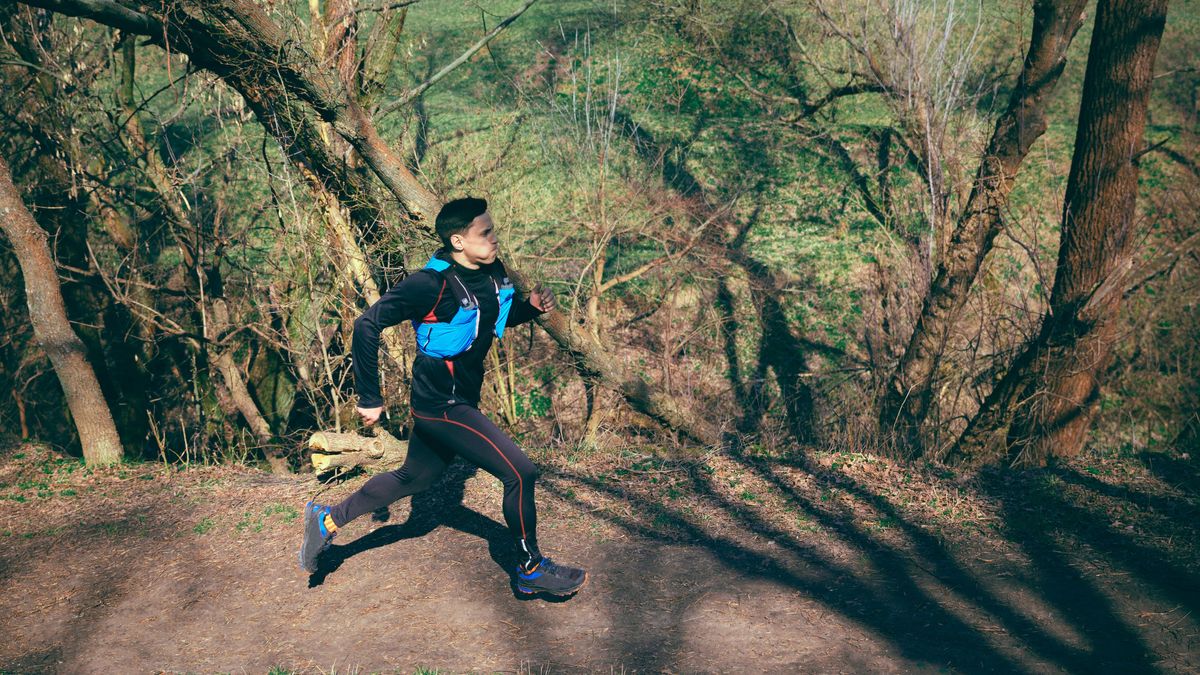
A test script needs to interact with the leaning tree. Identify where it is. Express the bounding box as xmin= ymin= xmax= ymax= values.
xmin=950 ymin=0 xmax=1171 ymax=467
